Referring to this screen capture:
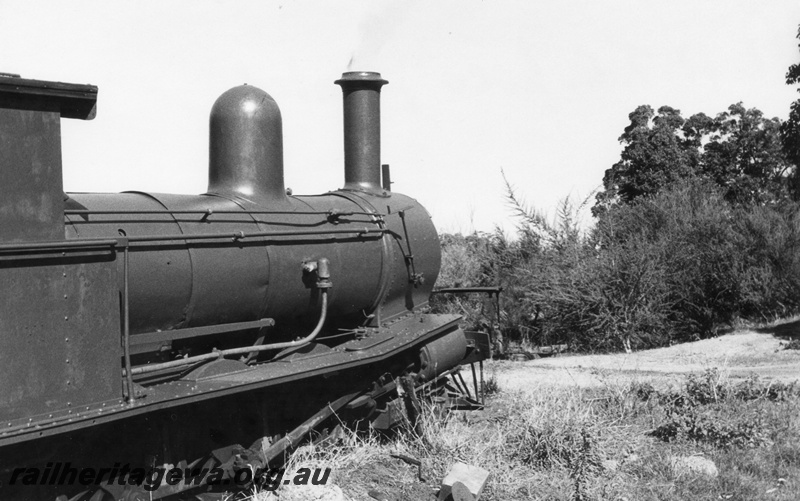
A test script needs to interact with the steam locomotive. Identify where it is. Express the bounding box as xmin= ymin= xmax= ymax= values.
xmin=0 ymin=71 xmax=487 ymax=500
